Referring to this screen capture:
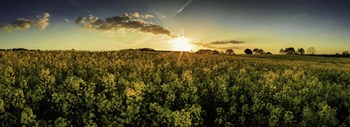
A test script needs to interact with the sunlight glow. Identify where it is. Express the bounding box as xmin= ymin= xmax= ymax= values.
xmin=172 ymin=36 xmax=193 ymax=51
